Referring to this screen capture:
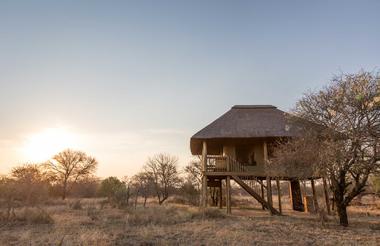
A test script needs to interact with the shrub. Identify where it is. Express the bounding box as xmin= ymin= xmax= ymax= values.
xmin=16 ymin=207 xmax=54 ymax=224
xmin=202 ymin=208 xmax=226 ymax=219
xmin=70 ymin=200 xmax=82 ymax=210
xmin=98 ymin=177 xmax=130 ymax=207
xmin=87 ymin=206 xmax=100 ymax=221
